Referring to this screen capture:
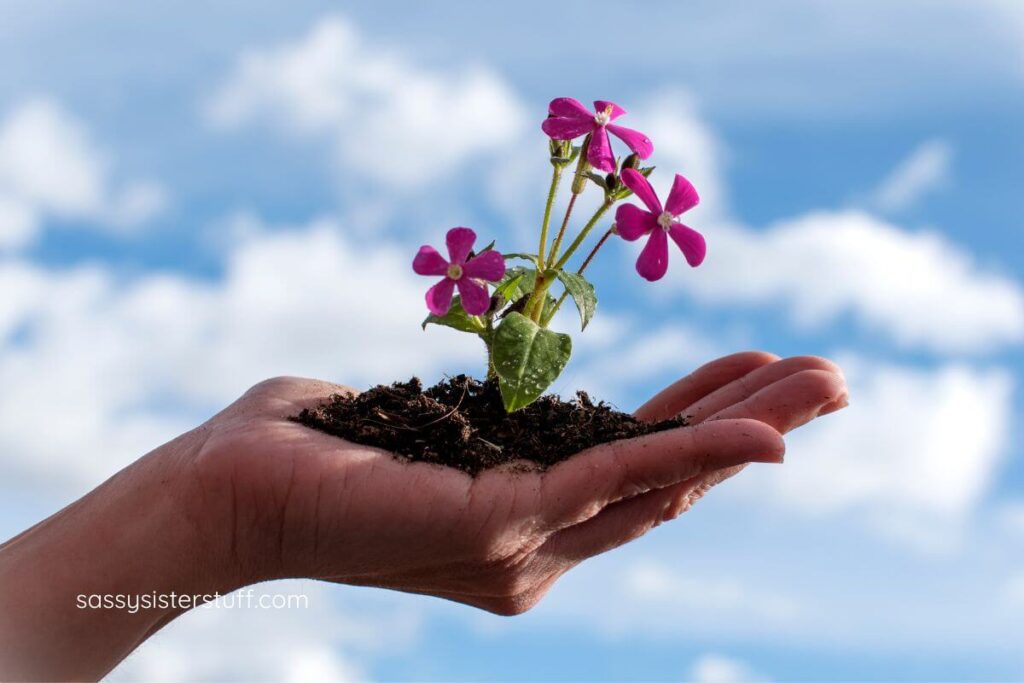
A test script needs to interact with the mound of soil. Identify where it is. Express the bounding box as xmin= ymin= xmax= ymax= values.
xmin=292 ymin=375 xmax=687 ymax=476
